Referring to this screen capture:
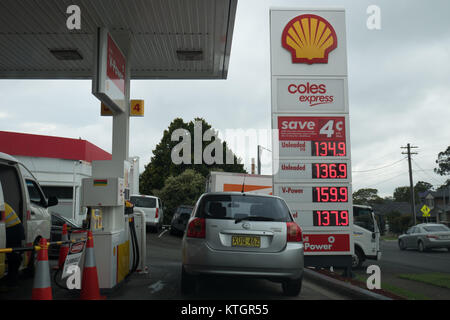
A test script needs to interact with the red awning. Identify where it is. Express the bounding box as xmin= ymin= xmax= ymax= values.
xmin=0 ymin=131 xmax=111 ymax=163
